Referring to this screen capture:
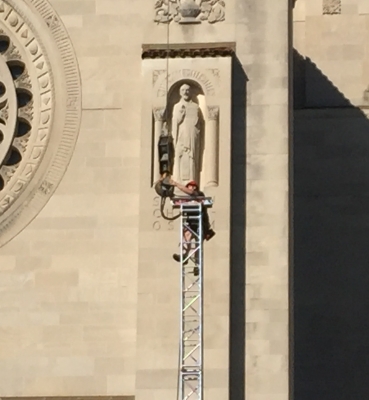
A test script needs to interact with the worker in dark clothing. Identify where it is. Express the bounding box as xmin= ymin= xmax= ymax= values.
xmin=170 ymin=179 xmax=215 ymax=269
